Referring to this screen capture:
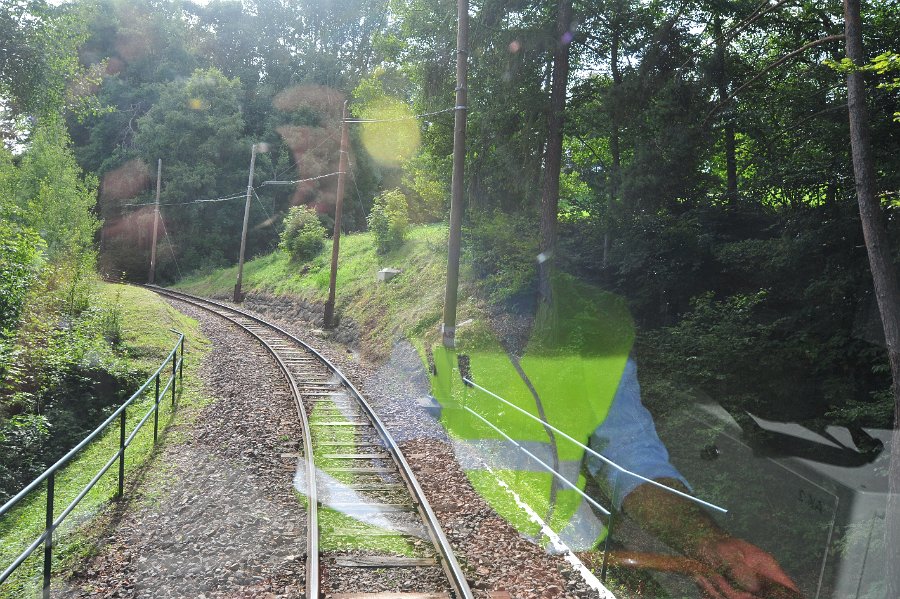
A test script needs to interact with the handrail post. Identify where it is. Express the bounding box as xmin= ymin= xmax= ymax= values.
xmin=153 ymin=373 xmax=160 ymax=443
xmin=171 ymin=349 xmax=177 ymax=406
xmin=42 ymin=472 xmax=54 ymax=599
xmin=179 ymin=336 xmax=184 ymax=391
xmin=118 ymin=409 xmax=126 ymax=498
